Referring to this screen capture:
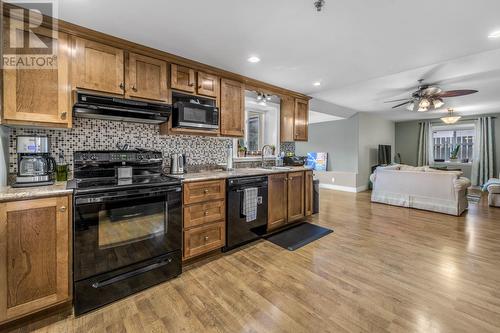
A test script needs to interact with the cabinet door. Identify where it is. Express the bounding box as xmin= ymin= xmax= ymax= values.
xmin=197 ymin=72 xmax=219 ymax=98
xmin=0 ymin=196 xmax=70 ymax=323
xmin=171 ymin=64 xmax=196 ymax=93
xmin=126 ymin=52 xmax=169 ymax=102
xmin=287 ymin=171 xmax=305 ymax=222
xmin=268 ymin=173 xmax=288 ymax=231
xmin=220 ymin=79 xmax=244 ymax=137
xmin=72 ymin=37 xmax=124 ymax=95
xmin=280 ymin=95 xmax=295 ymax=142
xmin=294 ymin=98 xmax=309 ymax=141
xmin=2 ymin=21 xmax=71 ymax=127
xmin=305 ymin=170 xmax=314 ymax=216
